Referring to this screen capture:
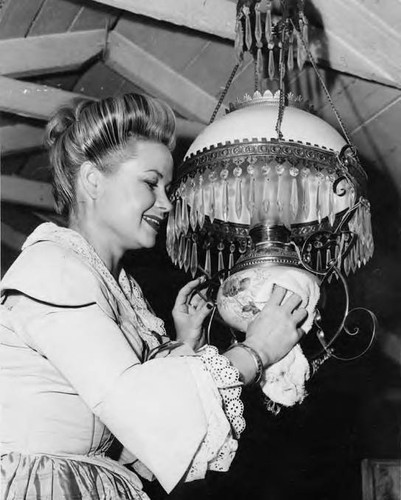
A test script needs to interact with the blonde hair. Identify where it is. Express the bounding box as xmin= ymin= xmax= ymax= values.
xmin=45 ymin=93 xmax=176 ymax=217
